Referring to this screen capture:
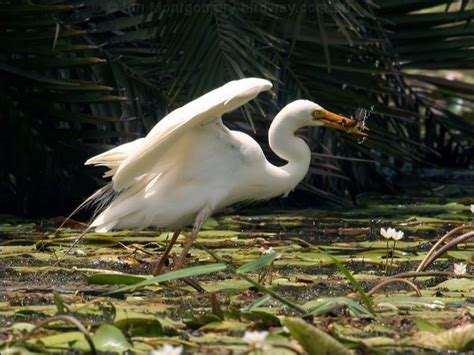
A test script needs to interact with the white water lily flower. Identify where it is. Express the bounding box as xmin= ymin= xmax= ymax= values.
xmin=470 ymin=204 xmax=474 ymax=214
xmin=392 ymin=229 xmax=404 ymax=241
xmin=454 ymin=263 xmax=467 ymax=276
xmin=380 ymin=227 xmax=404 ymax=241
xmin=380 ymin=227 xmax=394 ymax=240
xmin=243 ymin=330 xmax=270 ymax=350
xmin=151 ymin=344 xmax=183 ymax=355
